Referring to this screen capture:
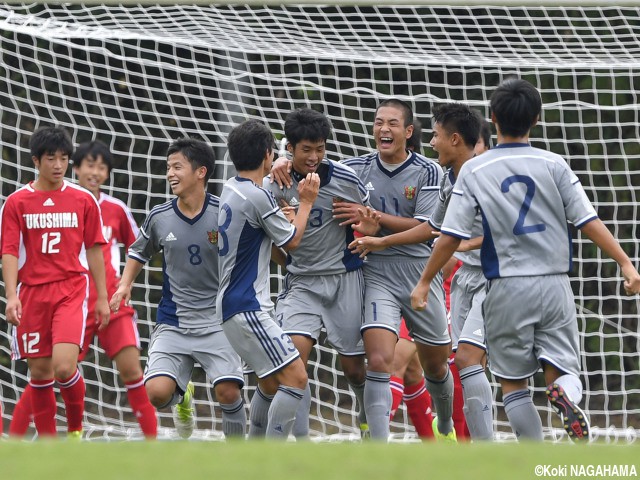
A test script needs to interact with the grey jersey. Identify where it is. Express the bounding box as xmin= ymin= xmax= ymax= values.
xmin=442 ymin=144 xmax=597 ymax=279
xmin=429 ymin=168 xmax=482 ymax=267
xmin=128 ymin=194 xmax=221 ymax=330
xmin=343 ymin=151 xmax=442 ymax=259
xmin=217 ymin=176 xmax=296 ymax=322
xmin=265 ymin=160 xmax=369 ymax=275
